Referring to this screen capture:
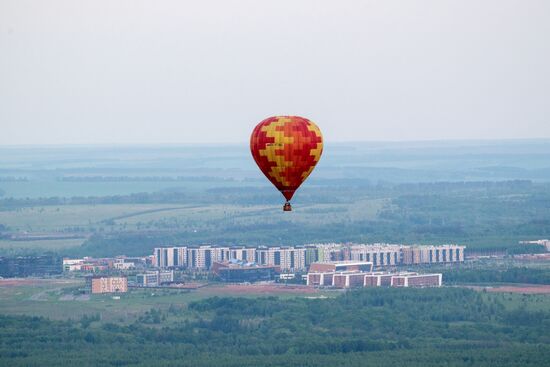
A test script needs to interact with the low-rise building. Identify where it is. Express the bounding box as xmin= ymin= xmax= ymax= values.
xmin=309 ymin=261 xmax=373 ymax=273
xmin=0 ymin=255 xmax=63 ymax=277
xmin=113 ymin=258 xmax=136 ymax=270
xmin=64 ymin=256 xmax=147 ymax=272
xmin=307 ymin=267 xmax=442 ymax=289
xmin=364 ymin=272 xmax=394 ymax=287
xmin=391 ymin=273 xmax=442 ymax=288
xmin=136 ymin=270 xmax=174 ymax=287
xmin=332 ymin=272 xmax=367 ymax=288
xmin=519 ymin=239 xmax=550 ymax=252
xmin=211 ymin=260 xmax=278 ymax=282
